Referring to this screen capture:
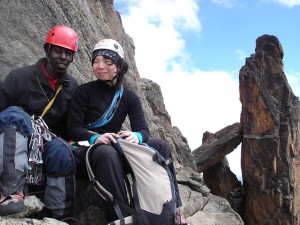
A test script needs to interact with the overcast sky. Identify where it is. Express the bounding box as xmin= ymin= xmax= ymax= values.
xmin=114 ymin=0 xmax=300 ymax=178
